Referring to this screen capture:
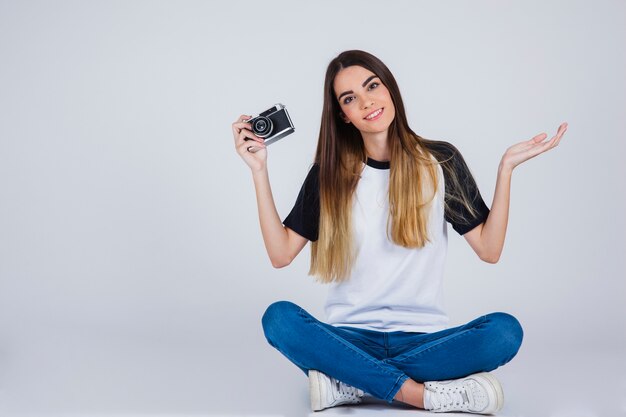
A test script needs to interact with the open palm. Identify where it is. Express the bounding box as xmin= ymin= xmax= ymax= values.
xmin=502 ymin=122 xmax=568 ymax=170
